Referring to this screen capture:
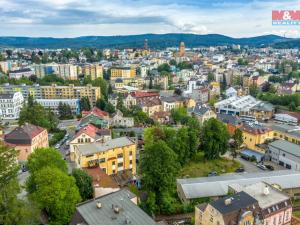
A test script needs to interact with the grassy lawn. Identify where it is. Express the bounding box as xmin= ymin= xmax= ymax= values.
xmin=179 ymin=152 xmax=242 ymax=178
